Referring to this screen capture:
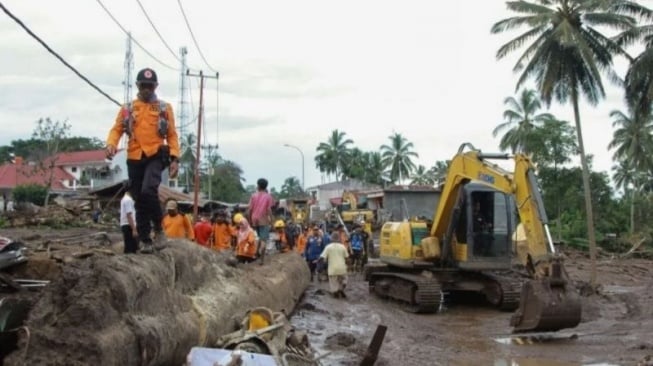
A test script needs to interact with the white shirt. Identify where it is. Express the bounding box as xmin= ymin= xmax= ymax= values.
xmin=120 ymin=194 xmax=136 ymax=227
xmin=320 ymin=242 xmax=349 ymax=276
